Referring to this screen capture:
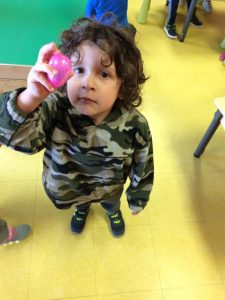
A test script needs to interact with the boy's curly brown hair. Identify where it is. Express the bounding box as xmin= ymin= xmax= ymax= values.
xmin=59 ymin=17 xmax=148 ymax=110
